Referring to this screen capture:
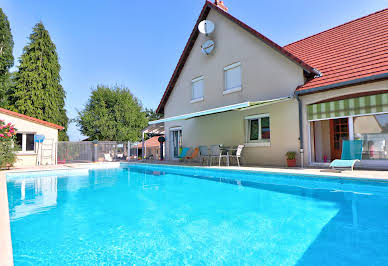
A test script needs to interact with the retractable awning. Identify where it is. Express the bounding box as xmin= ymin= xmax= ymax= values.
xmin=149 ymin=96 xmax=291 ymax=125
xmin=307 ymin=93 xmax=388 ymax=121
xmin=142 ymin=123 xmax=165 ymax=135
